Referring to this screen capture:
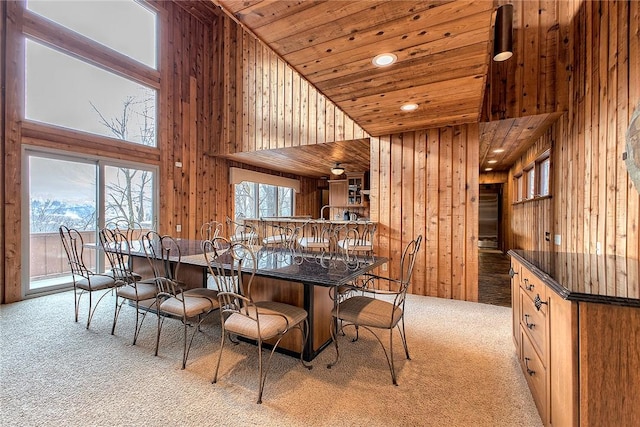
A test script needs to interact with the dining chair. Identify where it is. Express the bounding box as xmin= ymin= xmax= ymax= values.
xmin=104 ymin=218 xmax=146 ymax=281
xmin=200 ymin=220 xmax=223 ymax=241
xmin=336 ymin=221 xmax=376 ymax=259
xmin=204 ymin=239 xmax=312 ymax=403
xmin=142 ymin=231 xmax=219 ymax=369
xmin=59 ymin=225 xmax=119 ymax=330
xmin=261 ymin=221 xmax=299 ymax=249
xmin=297 ymin=219 xmax=332 ymax=253
xmin=327 ymin=235 xmax=422 ymax=385
xmin=99 ymin=228 xmax=157 ymax=345
xmin=226 ymin=216 xmax=258 ymax=246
